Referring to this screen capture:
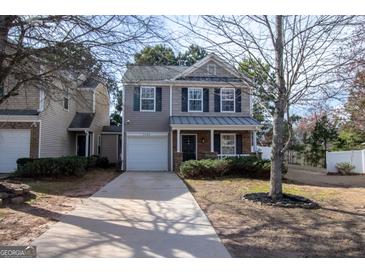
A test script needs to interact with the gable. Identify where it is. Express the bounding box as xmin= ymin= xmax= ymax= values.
xmin=185 ymin=60 xmax=237 ymax=78
xmin=174 ymin=54 xmax=243 ymax=82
